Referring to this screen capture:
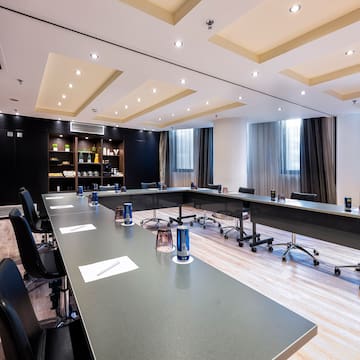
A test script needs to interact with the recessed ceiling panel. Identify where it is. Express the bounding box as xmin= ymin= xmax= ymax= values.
xmin=210 ymin=0 xmax=360 ymax=63
xmin=144 ymin=99 xmax=245 ymax=128
xmin=118 ymin=0 xmax=201 ymax=24
xmin=35 ymin=53 xmax=122 ymax=117
xmin=96 ymin=79 xmax=195 ymax=123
